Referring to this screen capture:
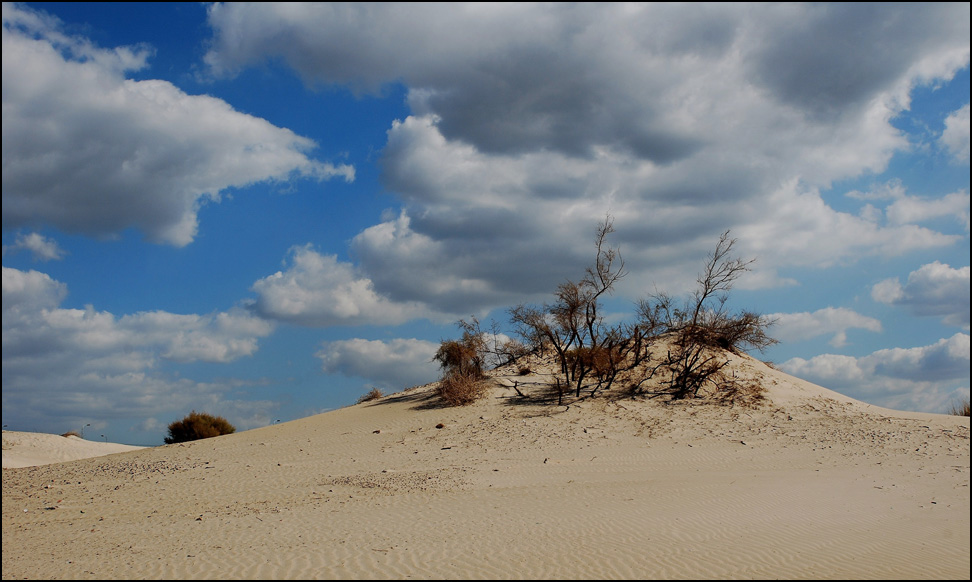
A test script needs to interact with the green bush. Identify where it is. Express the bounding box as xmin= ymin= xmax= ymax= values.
xmin=164 ymin=411 xmax=236 ymax=444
